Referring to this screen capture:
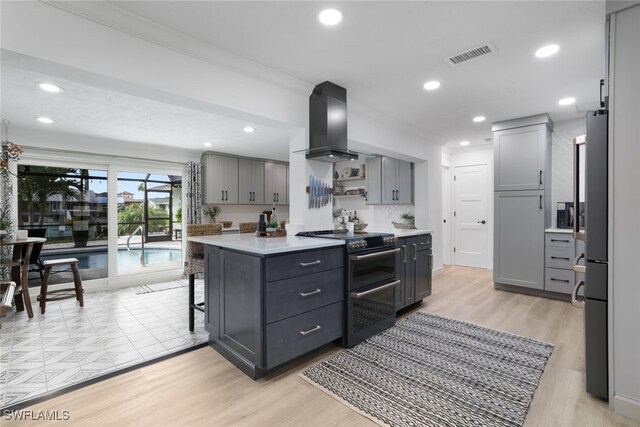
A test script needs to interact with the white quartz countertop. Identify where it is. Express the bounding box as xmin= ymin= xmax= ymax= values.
xmin=188 ymin=234 xmax=345 ymax=255
xmin=545 ymin=228 xmax=574 ymax=234
xmin=370 ymin=228 xmax=433 ymax=237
